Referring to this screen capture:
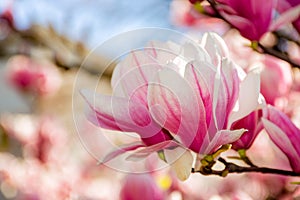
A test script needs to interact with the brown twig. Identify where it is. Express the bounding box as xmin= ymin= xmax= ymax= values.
xmin=257 ymin=43 xmax=300 ymax=69
xmin=193 ymin=157 xmax=300 ymax=177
